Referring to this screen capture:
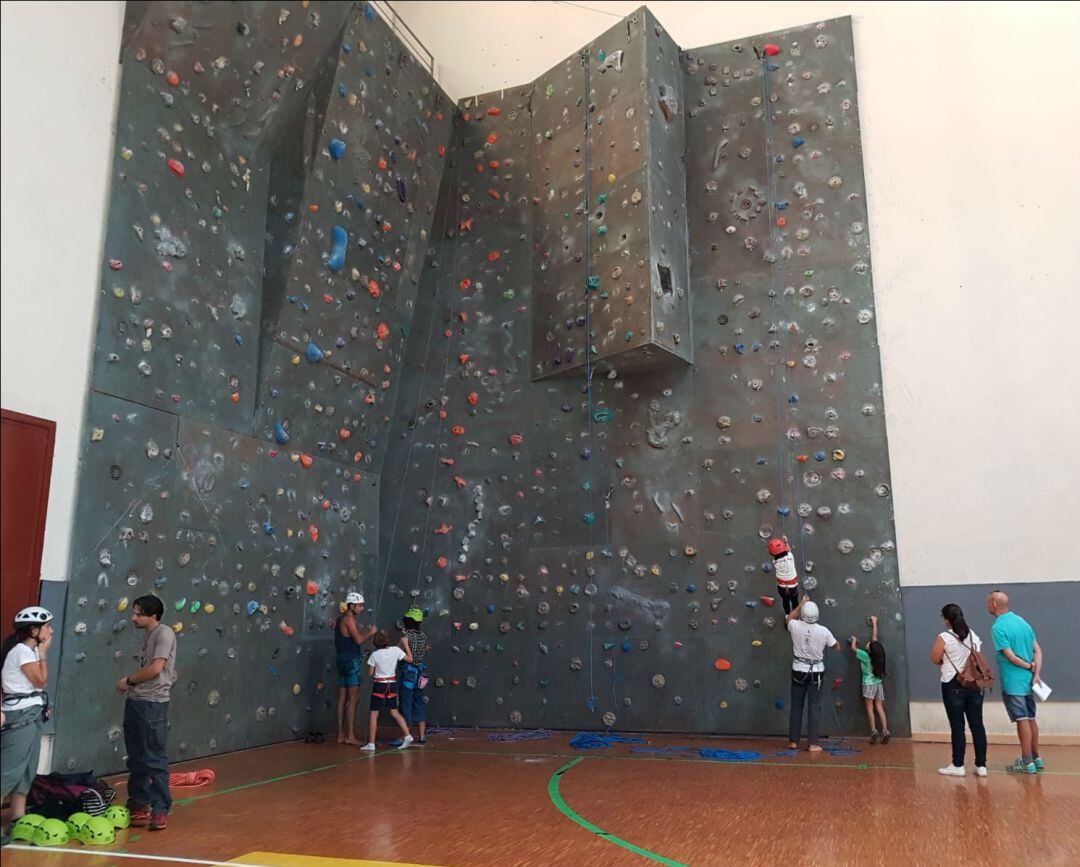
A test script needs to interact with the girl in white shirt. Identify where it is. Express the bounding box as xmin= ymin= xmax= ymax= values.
xmin=930 ymin=603 xmax=988 ymax=777
xmin=1 ymin=606 xmax=53 ymax=835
